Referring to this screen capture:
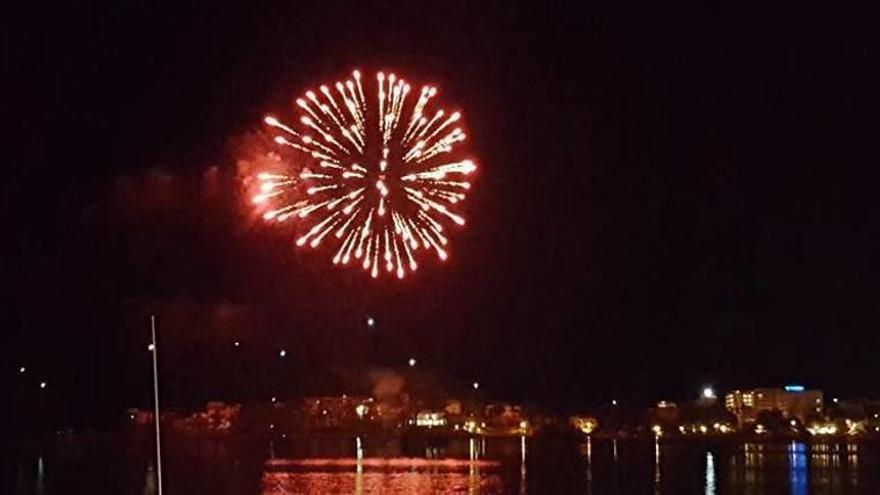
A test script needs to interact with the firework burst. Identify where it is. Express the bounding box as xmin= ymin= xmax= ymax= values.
xmin=253 ymin=70 xmax=477 ymax=279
